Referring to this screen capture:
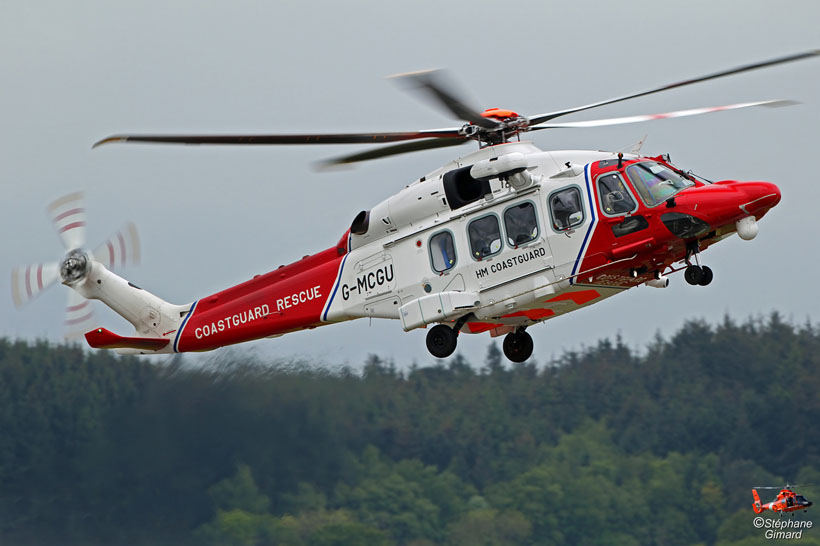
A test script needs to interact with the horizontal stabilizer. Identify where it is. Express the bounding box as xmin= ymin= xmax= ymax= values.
xmin=85 ymin=328 xmax=170 ymax=351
